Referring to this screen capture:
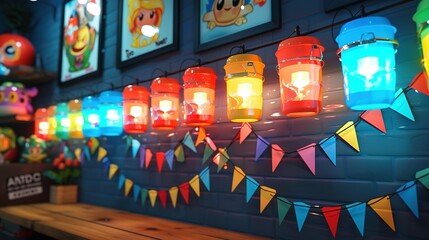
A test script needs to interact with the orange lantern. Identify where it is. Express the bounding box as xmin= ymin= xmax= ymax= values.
xmin=150 ymin=77 xmax=180 ymax=130
xmin=123 ymin=85 xmax=150 ymax=134
xmin=34 ymin=108 xmax=49 ymax=140
xmin=183 ymin=66 xmax=217 ymax=126
xmin=276 ymin=36 xmax=324 ymax=117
